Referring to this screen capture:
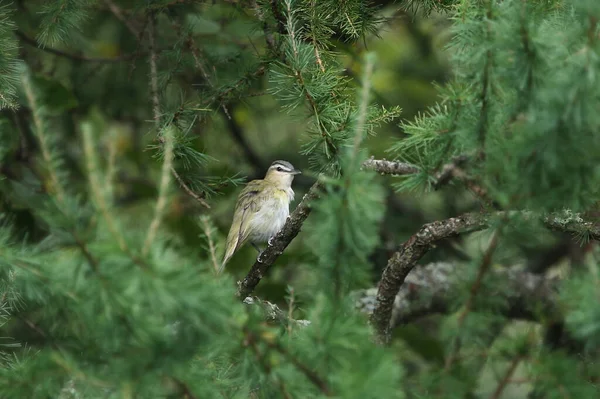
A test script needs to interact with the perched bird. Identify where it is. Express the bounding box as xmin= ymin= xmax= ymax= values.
xmin=219 ymin=160 xmax=301 ymax=273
